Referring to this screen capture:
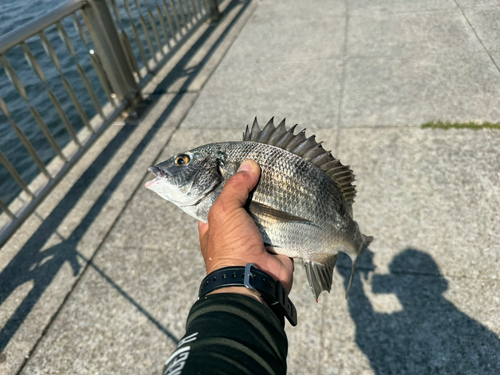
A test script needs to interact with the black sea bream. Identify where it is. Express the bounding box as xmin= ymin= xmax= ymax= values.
xmin=145 ymin=118 xmax=373 ymax=300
